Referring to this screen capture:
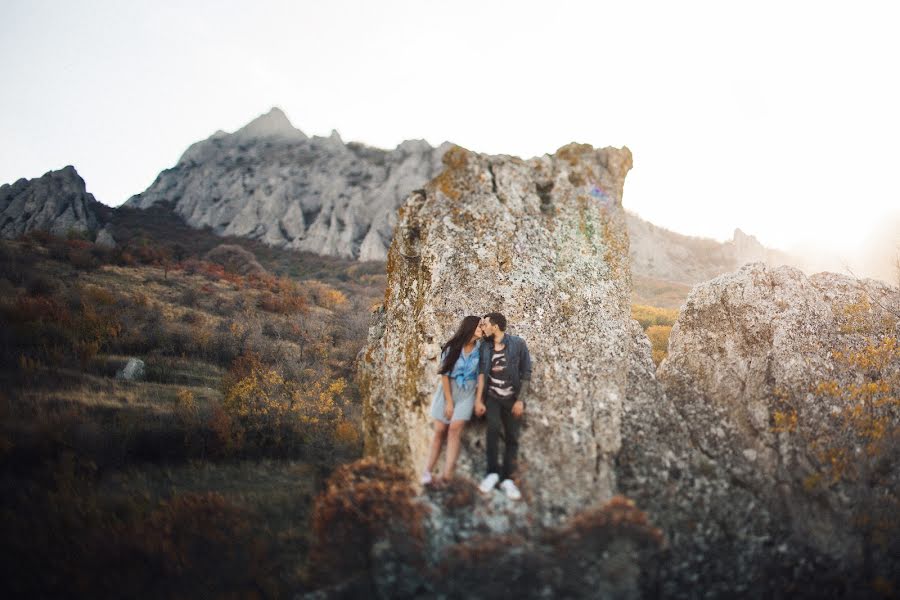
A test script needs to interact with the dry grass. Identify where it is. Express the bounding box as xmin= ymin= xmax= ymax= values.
xmin=0 ymin=232 xmax=380 ymax=597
